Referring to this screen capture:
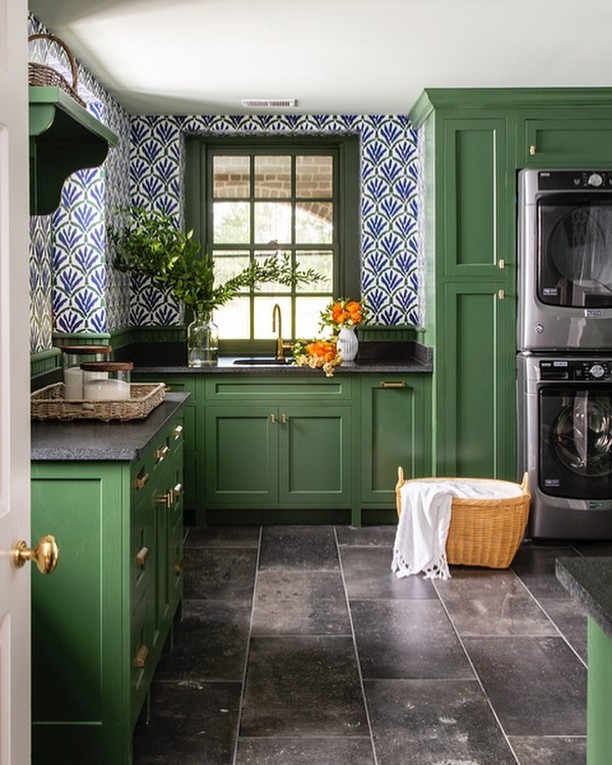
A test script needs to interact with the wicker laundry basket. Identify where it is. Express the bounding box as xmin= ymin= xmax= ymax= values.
xmin=395 ymin=468 xmax=531 ymax=569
